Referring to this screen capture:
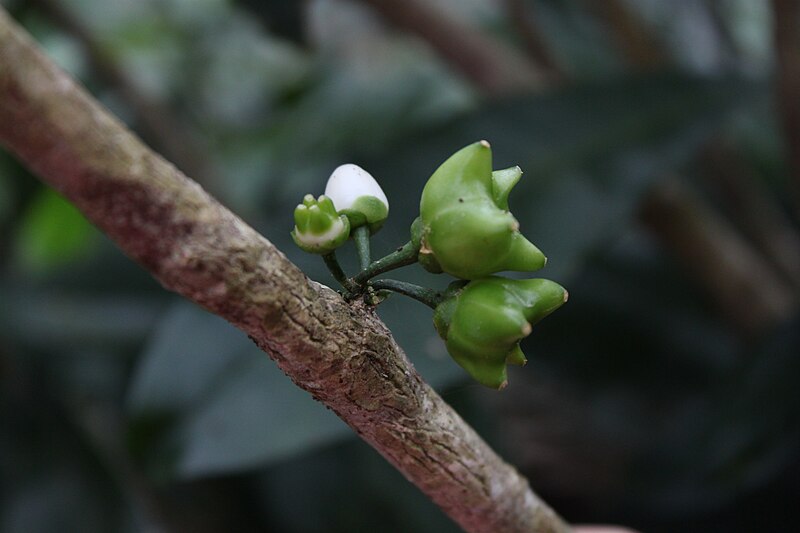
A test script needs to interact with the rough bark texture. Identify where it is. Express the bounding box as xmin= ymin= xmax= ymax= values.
xmin=0 ymin=9 xmax=569 ymax=533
